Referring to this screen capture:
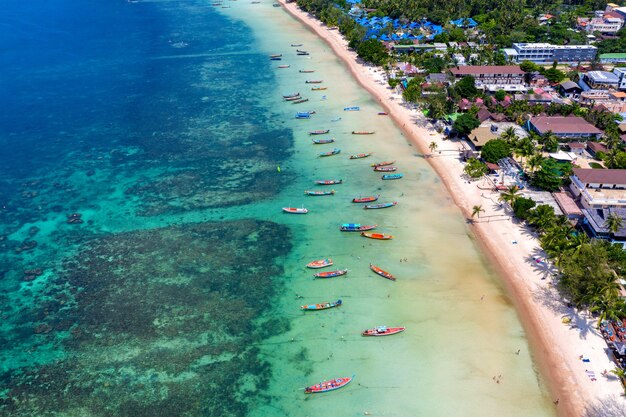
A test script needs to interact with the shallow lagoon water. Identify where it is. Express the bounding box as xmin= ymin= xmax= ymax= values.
xmin=0 ymin=0 xmax=555 ymax=416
